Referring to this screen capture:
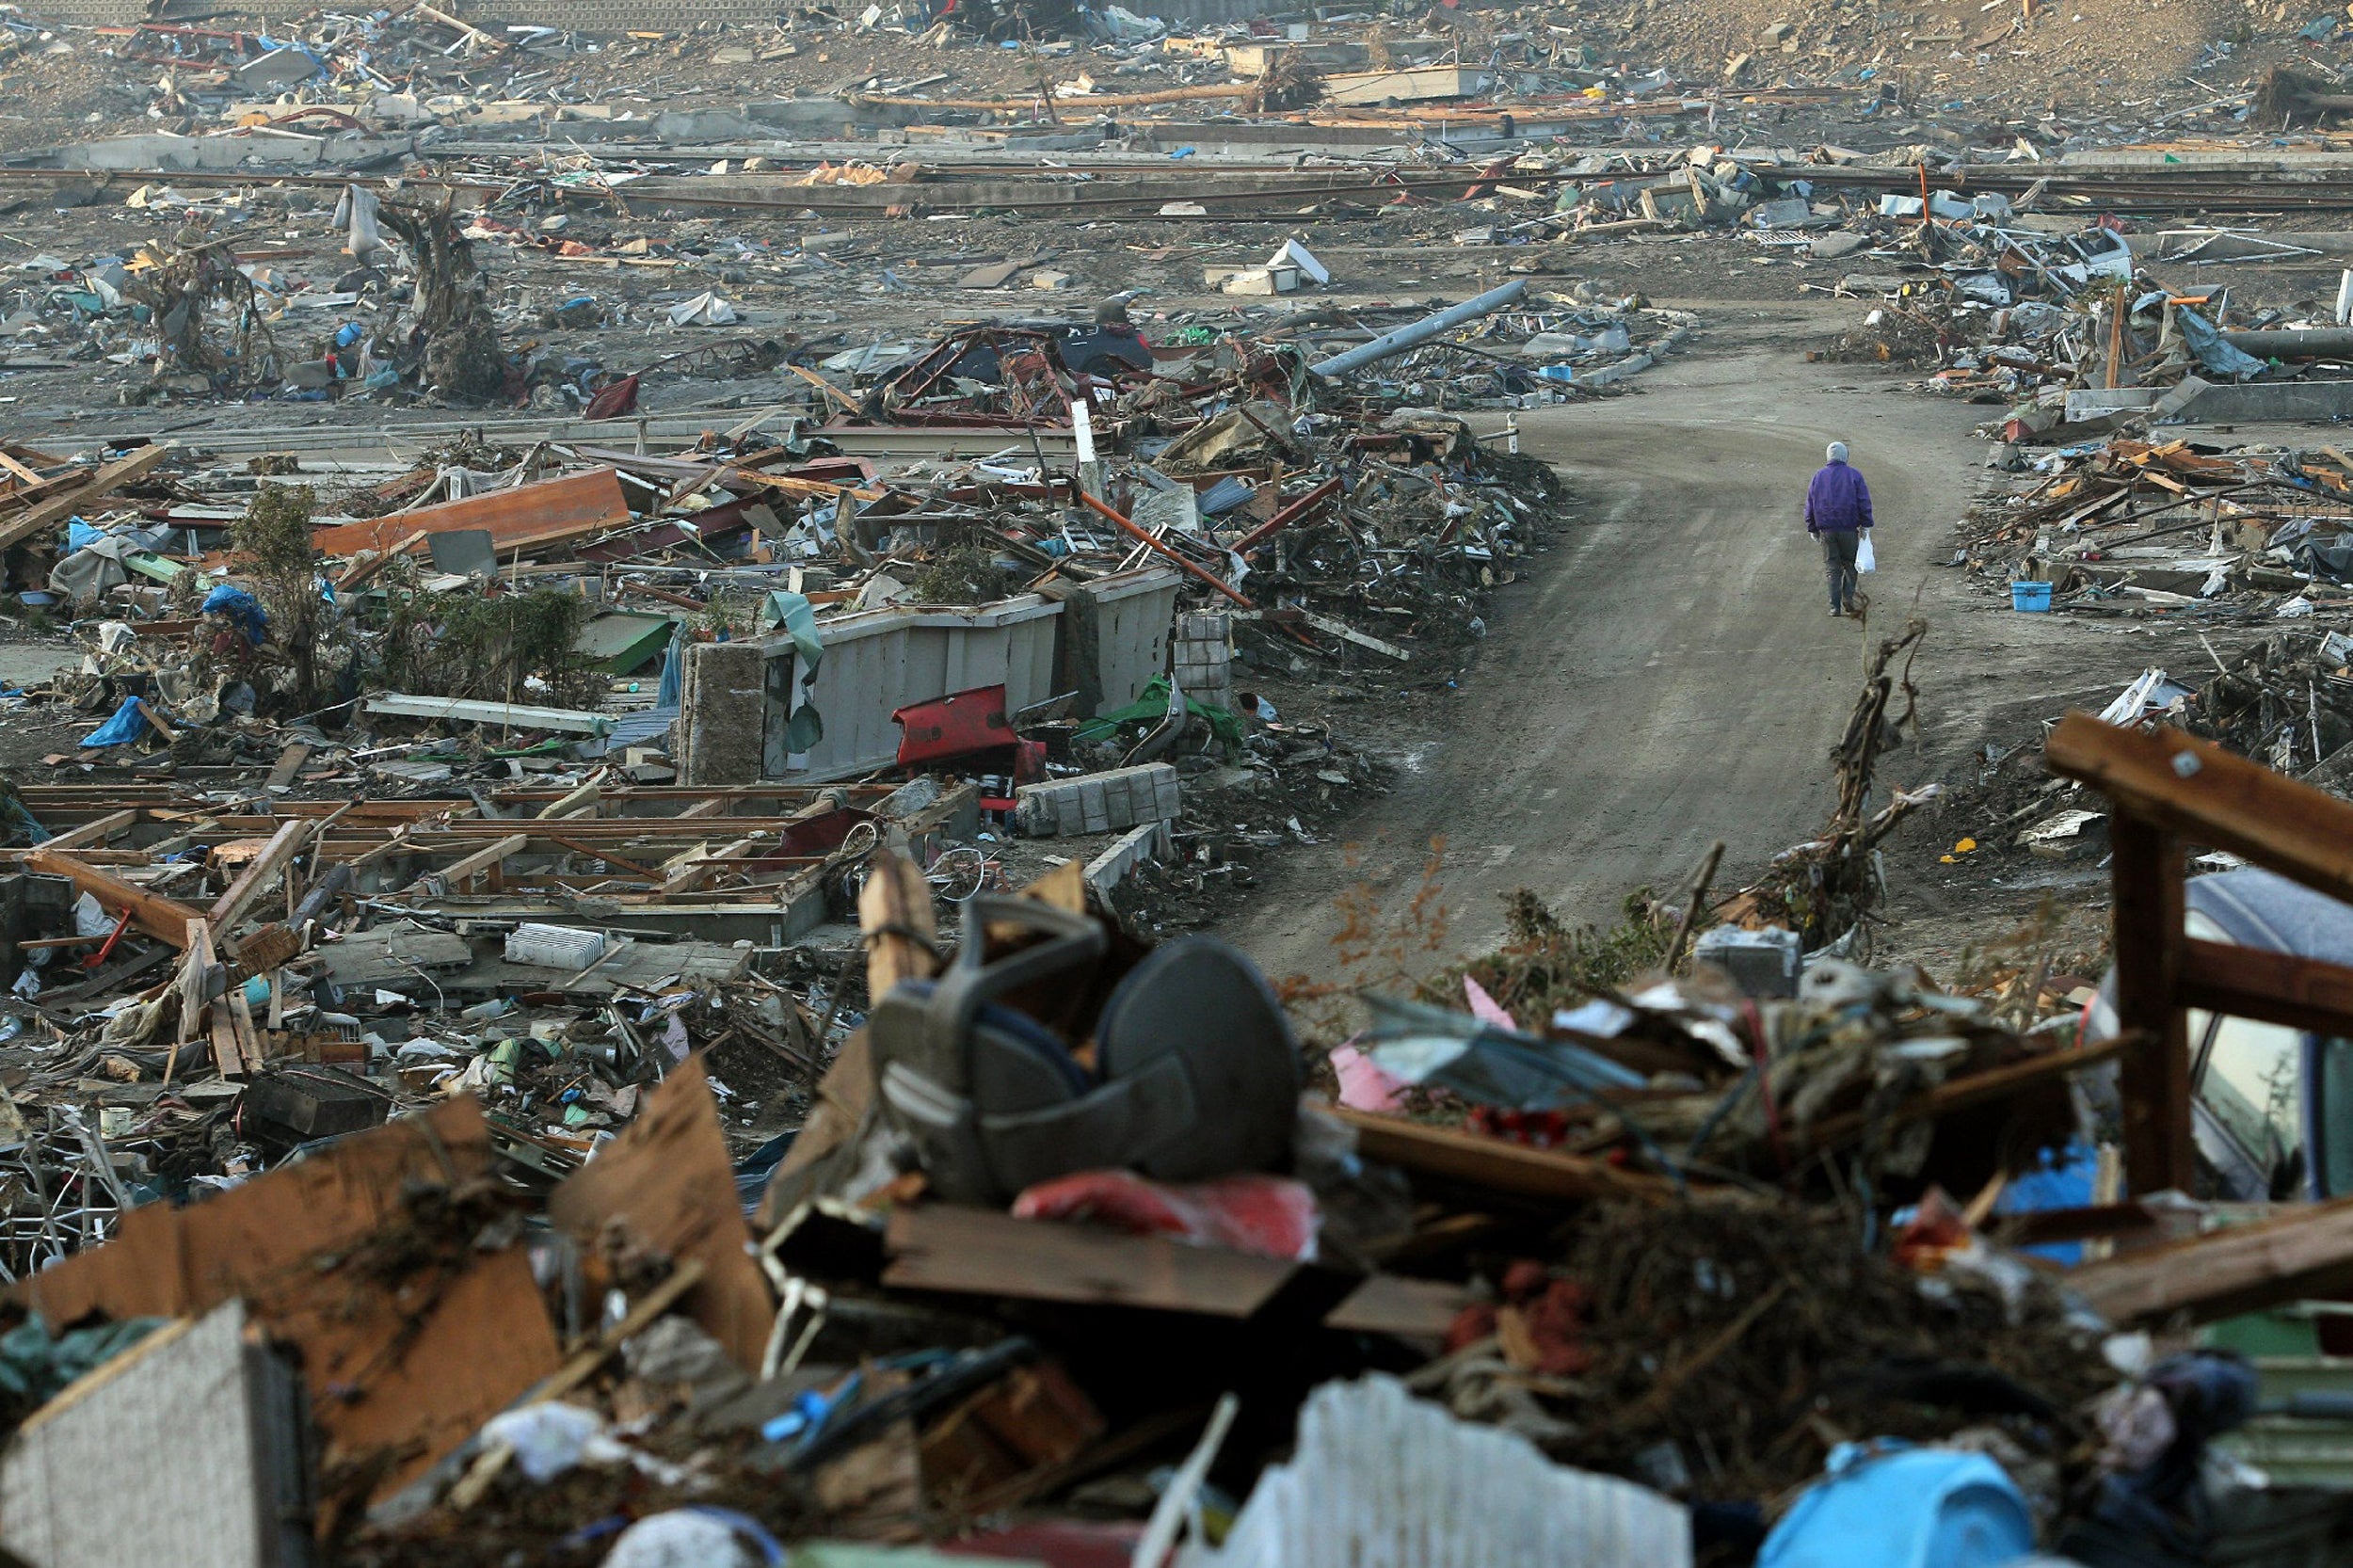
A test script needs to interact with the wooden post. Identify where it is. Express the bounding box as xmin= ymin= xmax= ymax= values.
xmin=2107 ymin=814 xmax=2194 ymax=1194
